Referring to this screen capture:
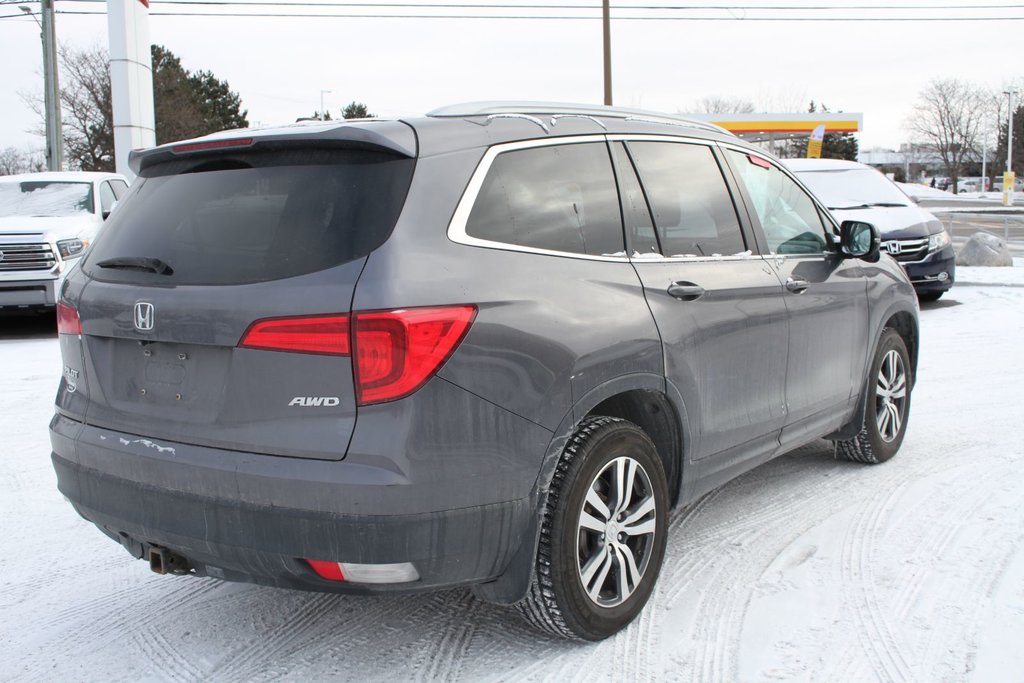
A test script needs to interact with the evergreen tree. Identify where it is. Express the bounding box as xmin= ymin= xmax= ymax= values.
xmin=56 ymin=44 xmax=248 ymax=170
xmin=341 ymin=101 xmax=373 ymax=119
xmin=992 ymin=103 xmax=1024 ymax=178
